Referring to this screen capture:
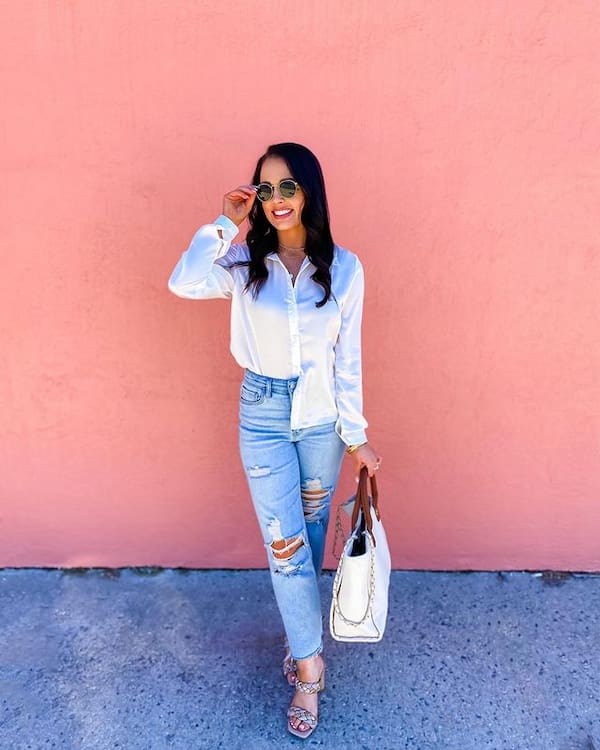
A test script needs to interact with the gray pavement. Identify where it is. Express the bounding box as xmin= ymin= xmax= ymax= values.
xmin=1 ymin=568 xmax=599 ymax=750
